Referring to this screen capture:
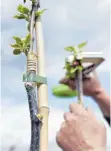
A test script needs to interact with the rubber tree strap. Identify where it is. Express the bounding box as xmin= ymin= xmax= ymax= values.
xmin=25 ymin=83 xmax=41 ymax=151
